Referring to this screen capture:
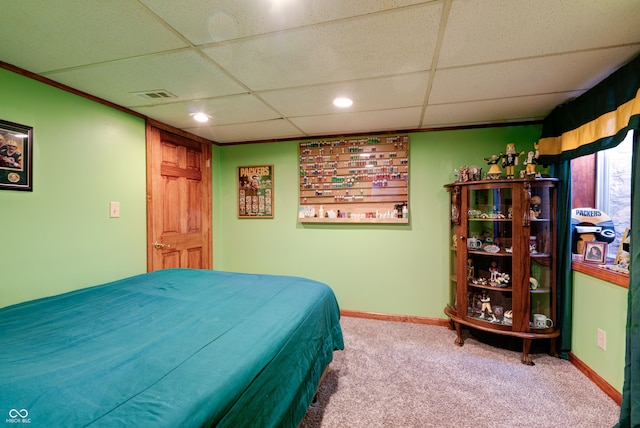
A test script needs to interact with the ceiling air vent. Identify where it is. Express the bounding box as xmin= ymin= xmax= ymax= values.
xmin=131 ymin=90 xmax=177 ymax=100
